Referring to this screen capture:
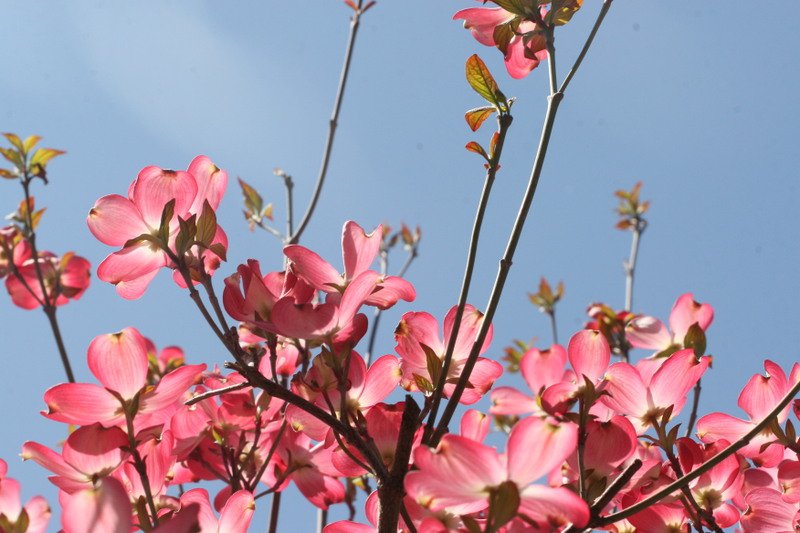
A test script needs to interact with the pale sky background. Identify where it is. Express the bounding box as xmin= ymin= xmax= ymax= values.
xmin=1 ymin=1 xmax=799 ymax=530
